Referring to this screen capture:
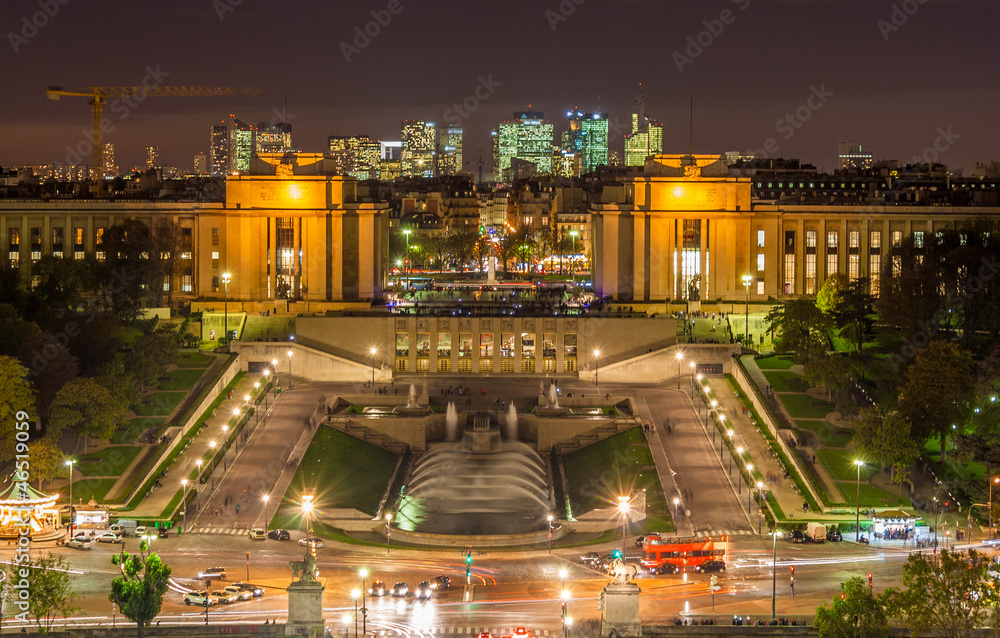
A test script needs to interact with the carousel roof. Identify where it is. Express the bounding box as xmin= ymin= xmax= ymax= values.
xmin=873 ymin=509 xmax=916 ymax=520
xmin=0 ymin=480 xmax=57 ymax=504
